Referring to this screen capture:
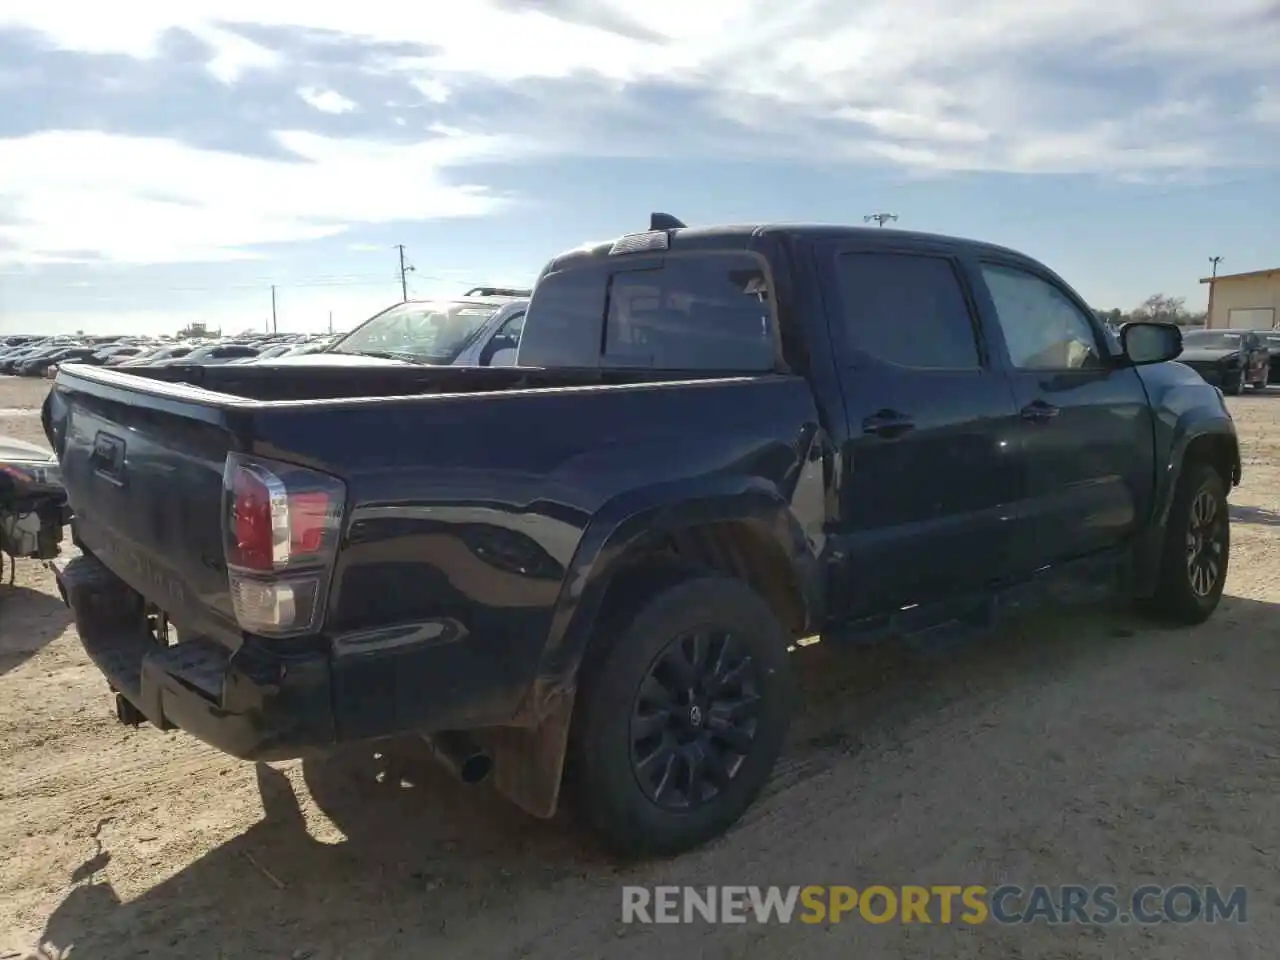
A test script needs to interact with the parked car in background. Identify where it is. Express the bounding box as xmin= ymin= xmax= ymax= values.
xmin=119 ymin=344 xmax=196 ymax=366
xmin=20 ymin=346 xmax=101 ymax=376
xmin=226 ymin=343 xmax=297 ymax=364
xmin=269 ymin=295 xmax=529 ymax=368
xmin=47 ymin=214 xmax=1239 ymax=857
xmin=1178 ymin=328 xmax=1270 ymax=394
xmin=275 ymin=336 xmax=340 ymax=358
xmin=152 ymin=342 xmax=262 ymax=366
xmin=1 ymin=342 xmax=73 ymax=374
xmin=96 ymin=345 xmax=146 ymax=366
